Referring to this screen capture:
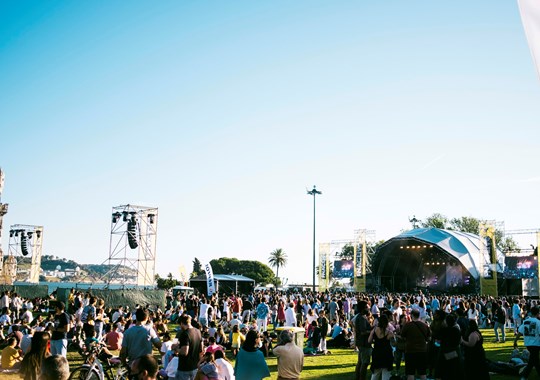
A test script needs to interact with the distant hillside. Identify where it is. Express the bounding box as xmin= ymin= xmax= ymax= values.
xmin=11 ymin=255 xmax=136 ymax=278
